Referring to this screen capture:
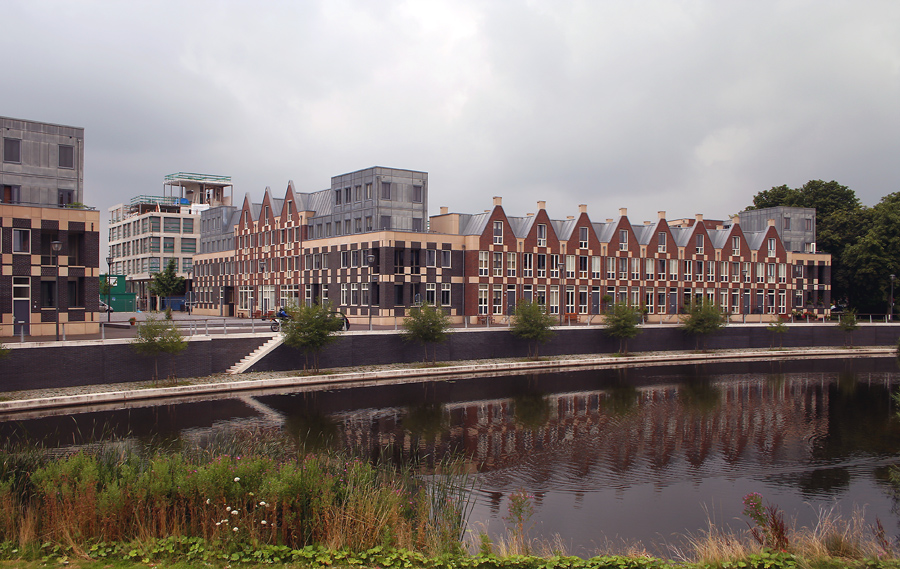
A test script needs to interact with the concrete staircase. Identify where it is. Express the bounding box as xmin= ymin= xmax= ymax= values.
xmin=227 ymin=335 xmax=284 ymax=375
